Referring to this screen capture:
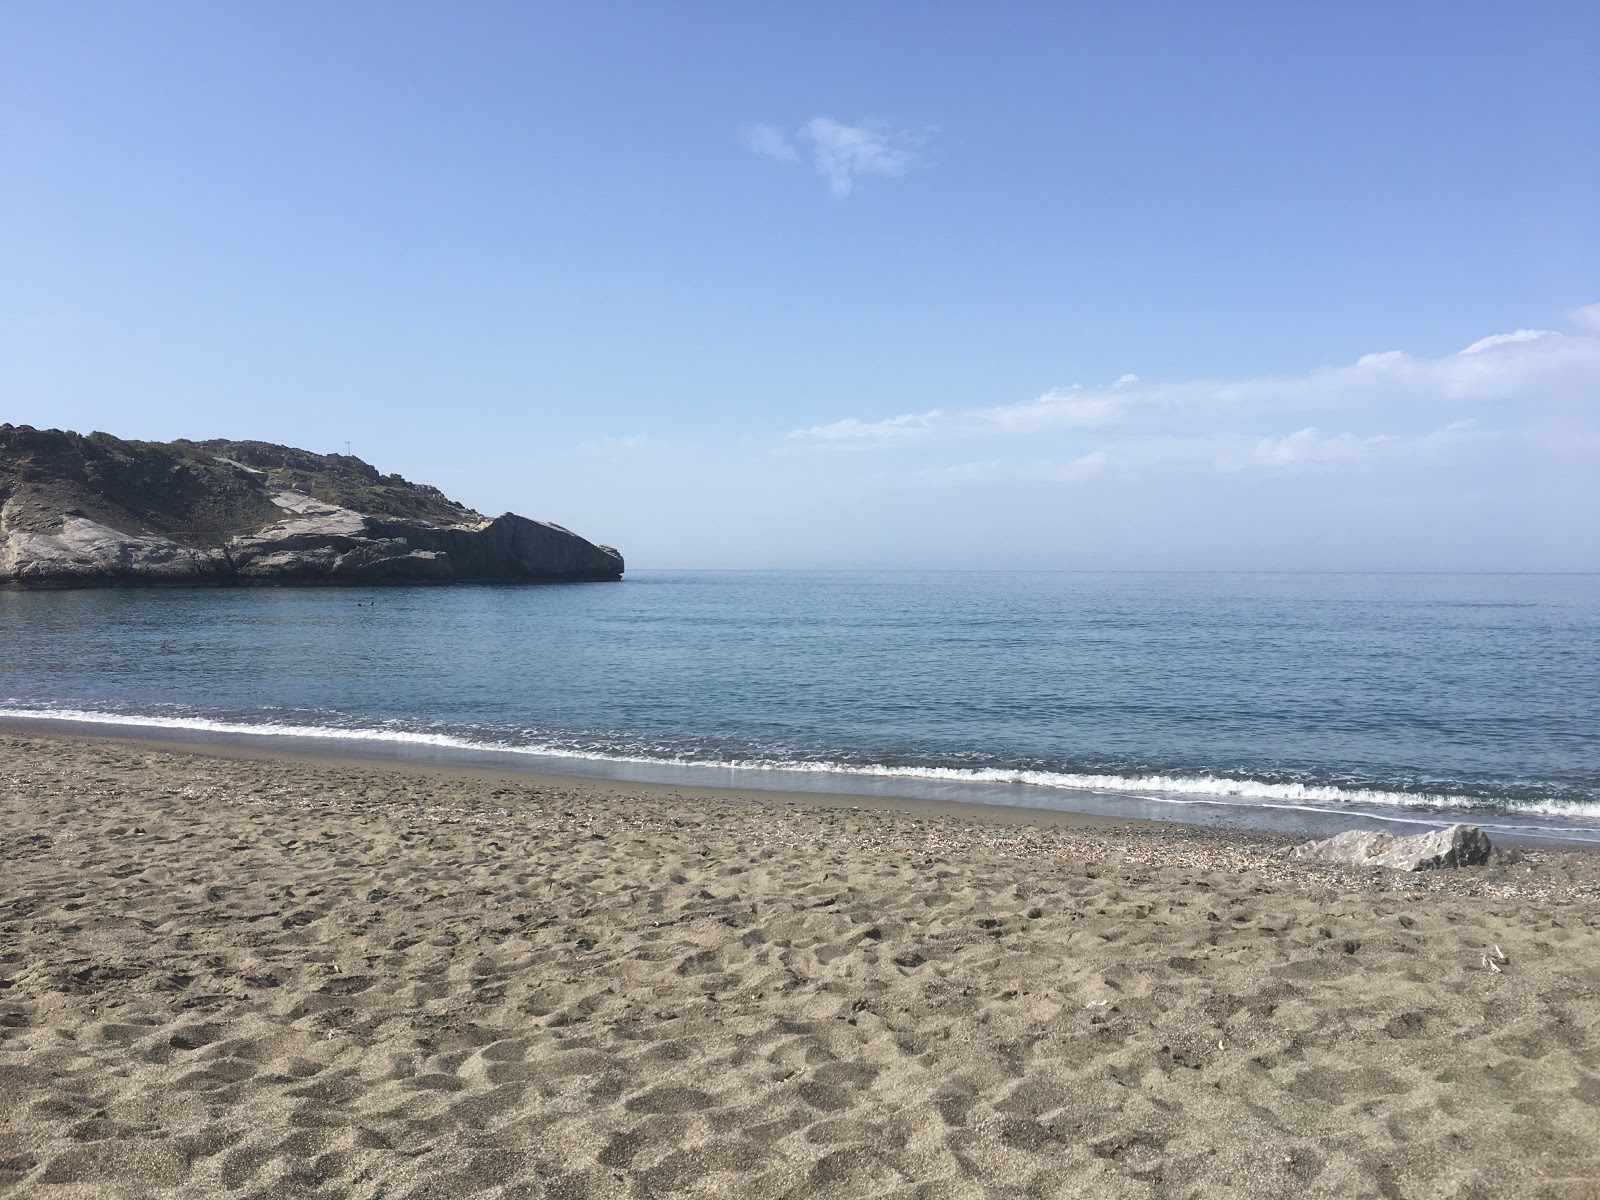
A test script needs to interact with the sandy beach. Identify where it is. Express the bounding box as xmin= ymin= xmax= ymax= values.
xmin=2 ymin=728 xmax=1598 ymax=1199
